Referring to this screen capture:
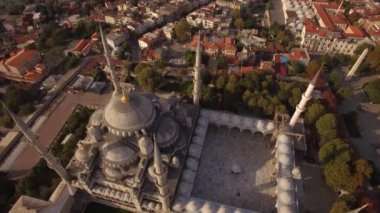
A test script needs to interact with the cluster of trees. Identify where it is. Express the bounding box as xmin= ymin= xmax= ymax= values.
xmin=328 ymin=71 xmax=353 ymax=102
xmin=174 ymin=18 xmax=192 ymax=43
xmin=363 ymin=79 xmax=380 ymax=104
xmin=260 ymin=22 xmax=295 ymax=52
xmin=16 ymin=106 xmax=93 ymax=199
xmin=231 ymin=1 xmax=266 ymax=30
xmin=36 ymin=21 xmax=98 ymax=52
xmin=0 ymin=84 xmax=45 ymax=128
xmin=134 ymin=63 xmax=162 ymax=92
xmin=314 ymin=111 xmax=373 ymax=212
xmin=178 ymin=71 xmax=304 ymax=118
